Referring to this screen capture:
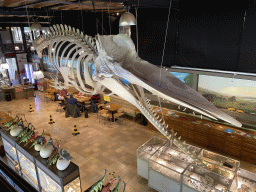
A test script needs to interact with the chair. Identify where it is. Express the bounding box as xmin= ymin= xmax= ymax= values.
xmin=98 ymin=109 xmax=110 ymax=123
xmin=114 ymin=108 xmax=125 ymax=122
xmin=96 ymin=102 xmax=106 ymax=110
xmin=56 ymin=101 xmax=66 ymax=112
xmin=65 ymin=103 xmax=80 ymax=118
